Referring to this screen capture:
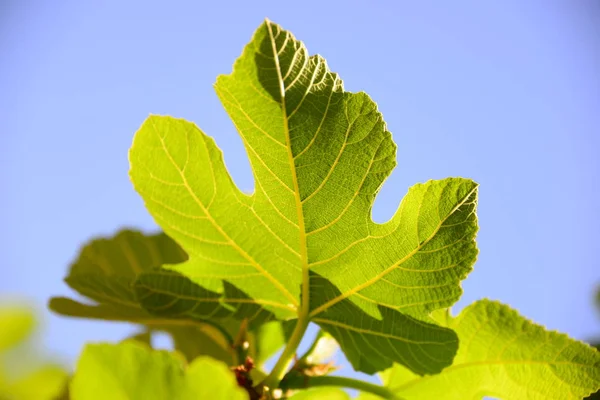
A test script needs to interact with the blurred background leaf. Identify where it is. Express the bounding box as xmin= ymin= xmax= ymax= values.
xmin=0 ymin=305 xmax=68 ymax=400
xmin=0 ymin=307 xmax=35 ymax=352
